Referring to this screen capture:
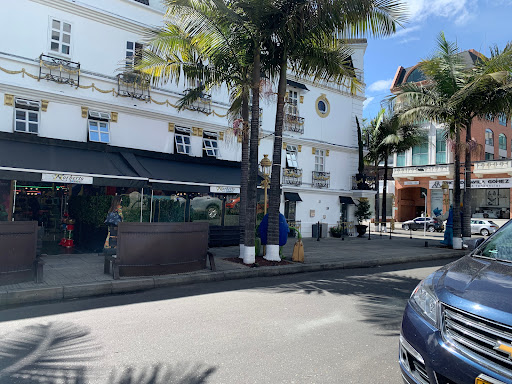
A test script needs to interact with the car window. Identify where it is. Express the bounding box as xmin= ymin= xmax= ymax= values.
xmin=489 ymin=221 xmax=497 ymax=226
xmin=480 ymin=221 xmax=485 ymax=225
xmin=476 ymin=222 xmax=512 ymax=261
xmin=416 ymin=218 xmax=424 ymax=222
xmin=471 ymin=220 xmax=475 ymax=224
